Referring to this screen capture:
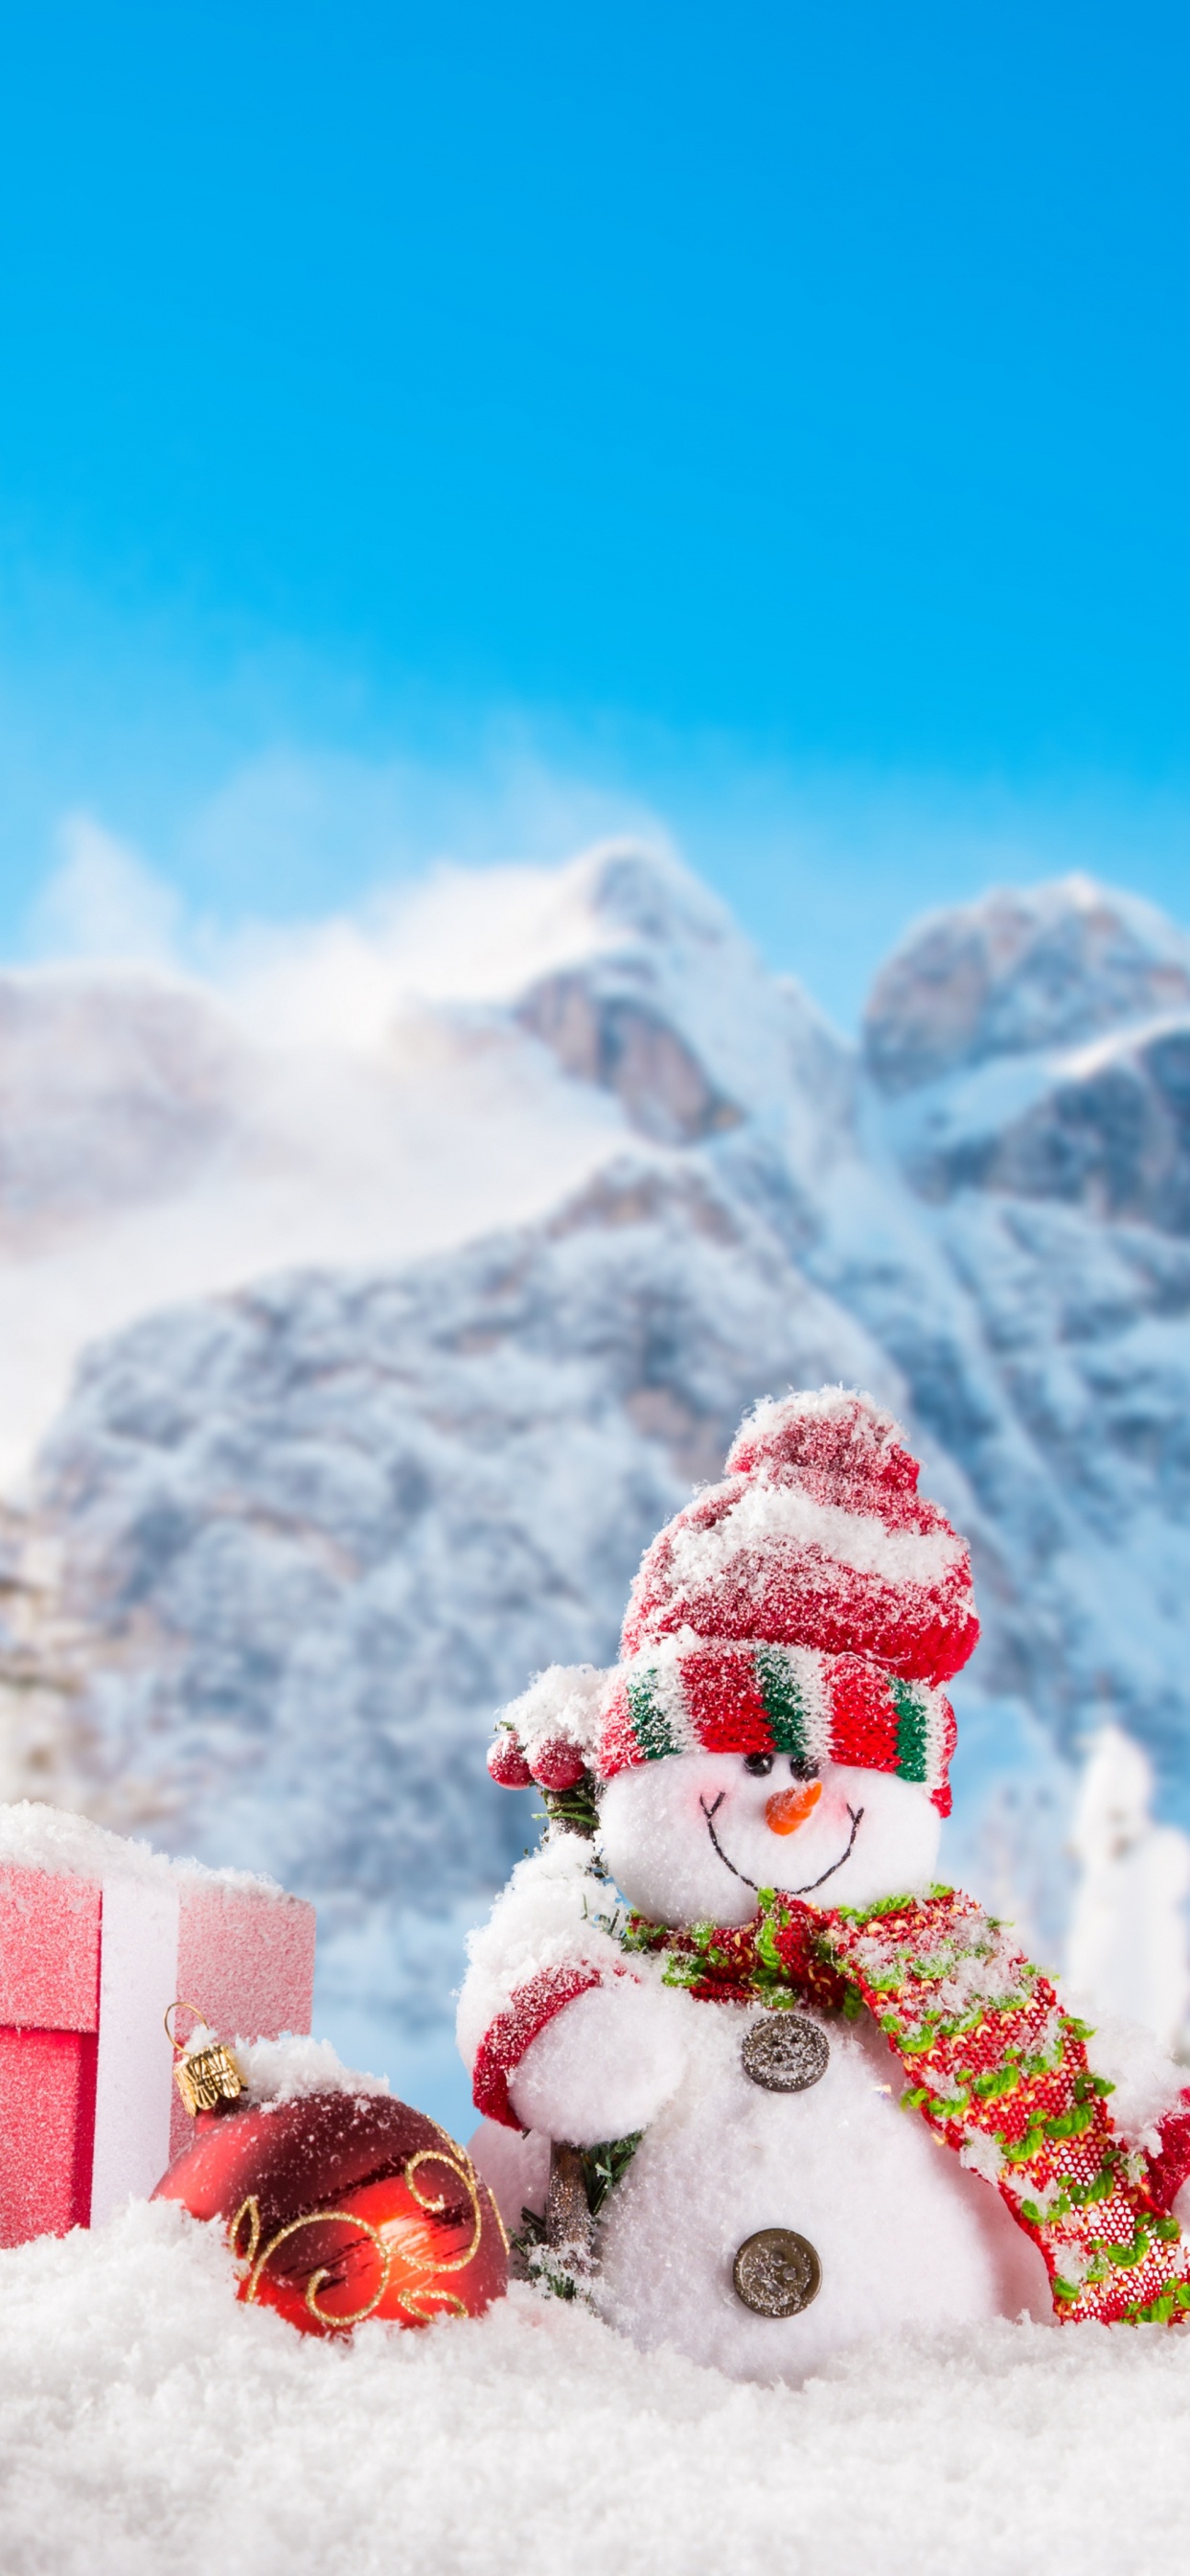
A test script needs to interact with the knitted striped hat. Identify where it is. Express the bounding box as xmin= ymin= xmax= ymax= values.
xmin=488 ymin=1388 xmax=977 ymax=1817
